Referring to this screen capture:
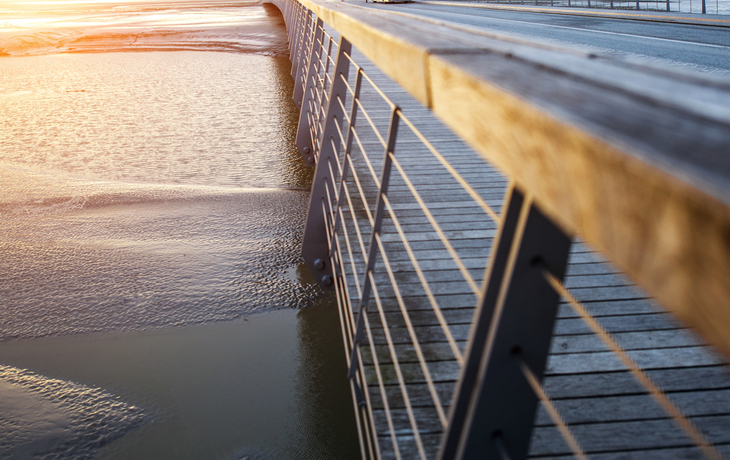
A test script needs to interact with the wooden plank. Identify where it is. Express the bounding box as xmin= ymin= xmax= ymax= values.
xmin=558 ymin=299 xmax=664 ymax=318
xmin=543 ymin=365 xmax=730 ymax=399
xmin=363 ymin=341 xmax=469 ymax=366
xmin=553 ymin=313 xmax=683 ymax=335
xmin=546 ymin=346 xmax=726 ymax=375
xmin=550 ymin=329 xmax=705 ymax=354
xmin=369 ymin=381 xmax=455 ymax=410
xmin=365 ymin=329 xmax=706 ymax=363
xmin=362 ymin=360 xmax=462 ymax=386
xmin=372 ymin=407 xmax=443 ymax=436
xmin=378 ymin=433 xmax=442 ymax=460
xmin=529 ymin=415 xmax=730 ymax=456
xmin=534 ymin=388 xmax=730 ymax=426
xmin=366 ymin=324 xmax=472 ymax=347
xmin=533 ymin=444 xmax=730 ymax=460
